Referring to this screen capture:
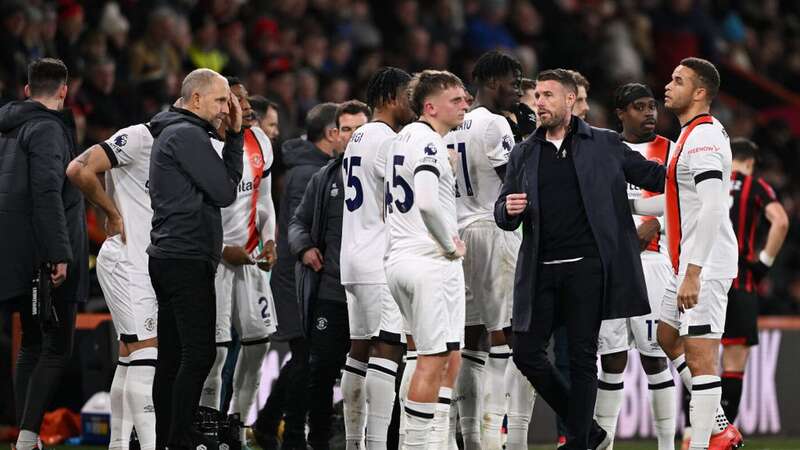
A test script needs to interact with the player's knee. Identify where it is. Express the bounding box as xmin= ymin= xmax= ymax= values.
xmin=640 ymin=355 xmax=668 ymax=374
xmin=600 ymin=351 xmax=628 ymax=373
xmin=686 ymin=353 xmax=715 ymax=376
